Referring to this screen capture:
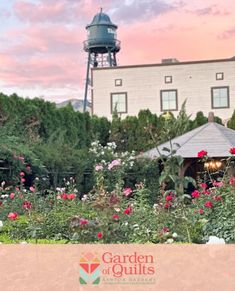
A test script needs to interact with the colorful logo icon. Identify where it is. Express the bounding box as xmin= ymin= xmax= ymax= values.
xmin=79 ymin=252 xmax=100 ymax=285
